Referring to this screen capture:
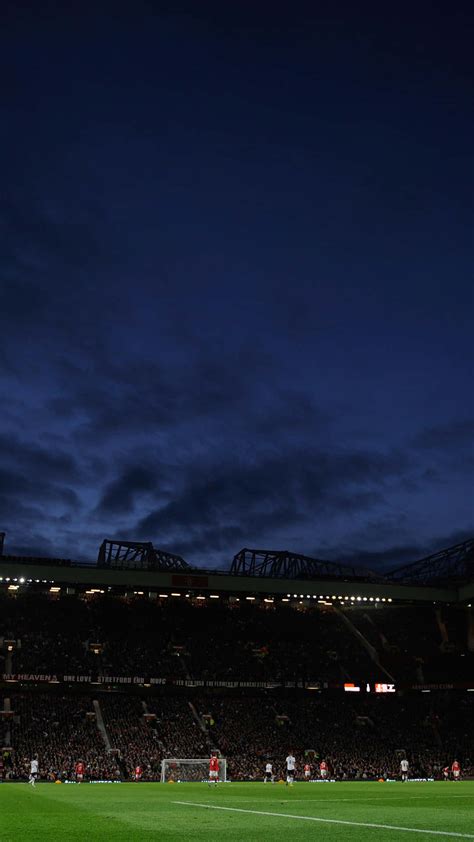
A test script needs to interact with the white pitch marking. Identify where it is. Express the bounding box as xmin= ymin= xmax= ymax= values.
xmin=207 ymin=795 xmax=474 ymax=803
xmin=173 ymin=801 xmax=474 ymax=838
